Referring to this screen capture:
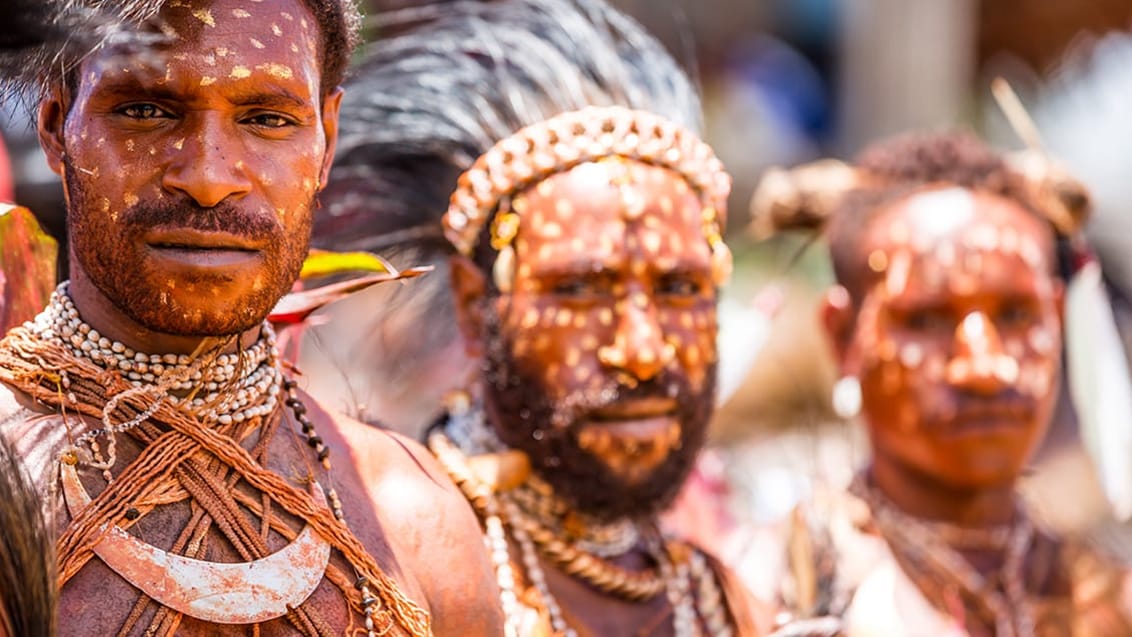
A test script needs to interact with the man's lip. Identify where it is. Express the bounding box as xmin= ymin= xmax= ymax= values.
xmin=145 ymin=245 xmax=263 ymax=268
xmin=587 ymin=397 xmax=678 ymax=421
xmin=576 ymin=412 xmax=683 ymax=483
xmin=145 ymin=229 xmax=263 ymax=252
xmin=942 ymin=403 xmax=1036 ymax=434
